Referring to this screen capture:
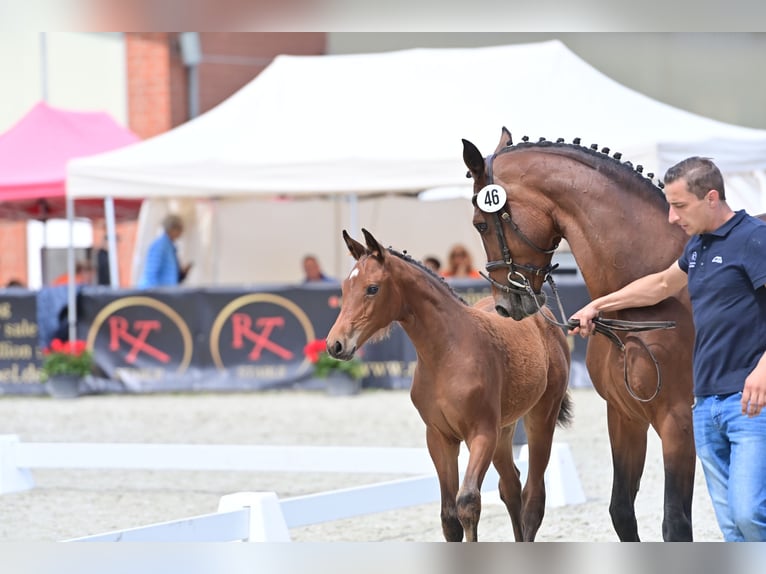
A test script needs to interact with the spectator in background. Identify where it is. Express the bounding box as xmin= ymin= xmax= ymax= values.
xmin=94 ymin=219 xmax=117 ymax=286
xmin=302 ymin=254 xmax=336 ymax=283
xmin=423 ymin=256 xmax=441 ymax=275
xmin=138 ymin=214 xmax=192 ymax=288
xmin=52 ymin=260 xmax=94 ymax=286
xmin=5 ymin=279 xmax=24 ymax=288
xmin=442 ymin=244 xmax=481 ymax=279
xmin=96 ymin=245 xmax=111 ymax=286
